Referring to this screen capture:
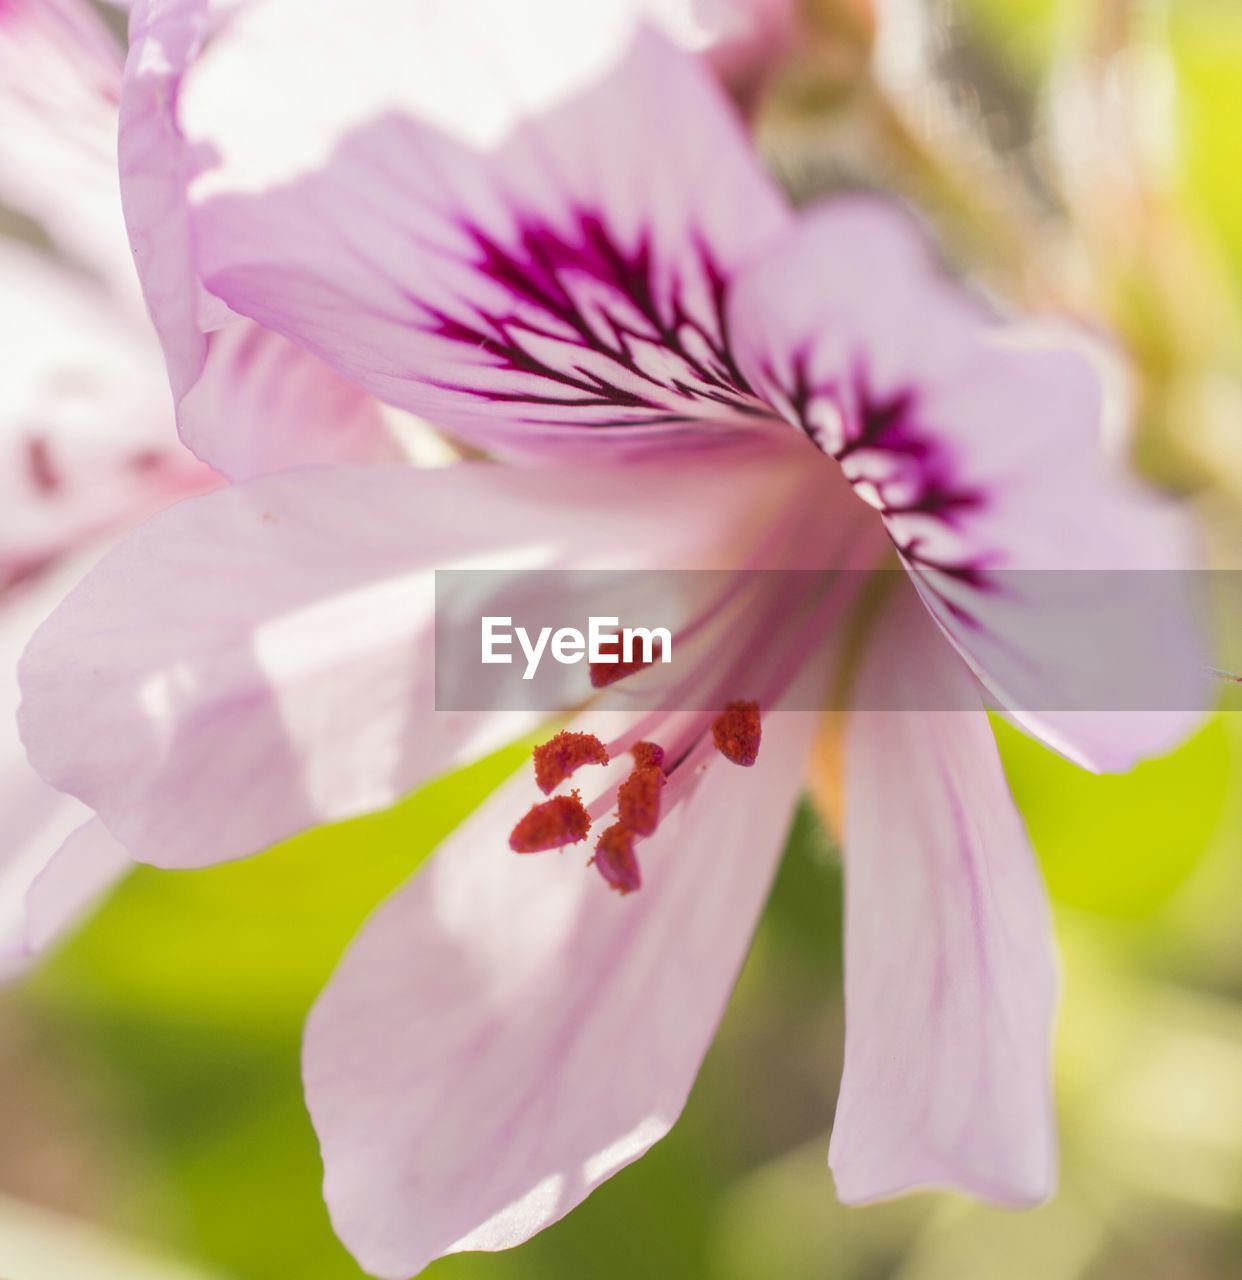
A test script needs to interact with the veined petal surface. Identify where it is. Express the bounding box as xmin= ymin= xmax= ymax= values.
xmin=174 ymin=0 xmax=792 ymax=460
